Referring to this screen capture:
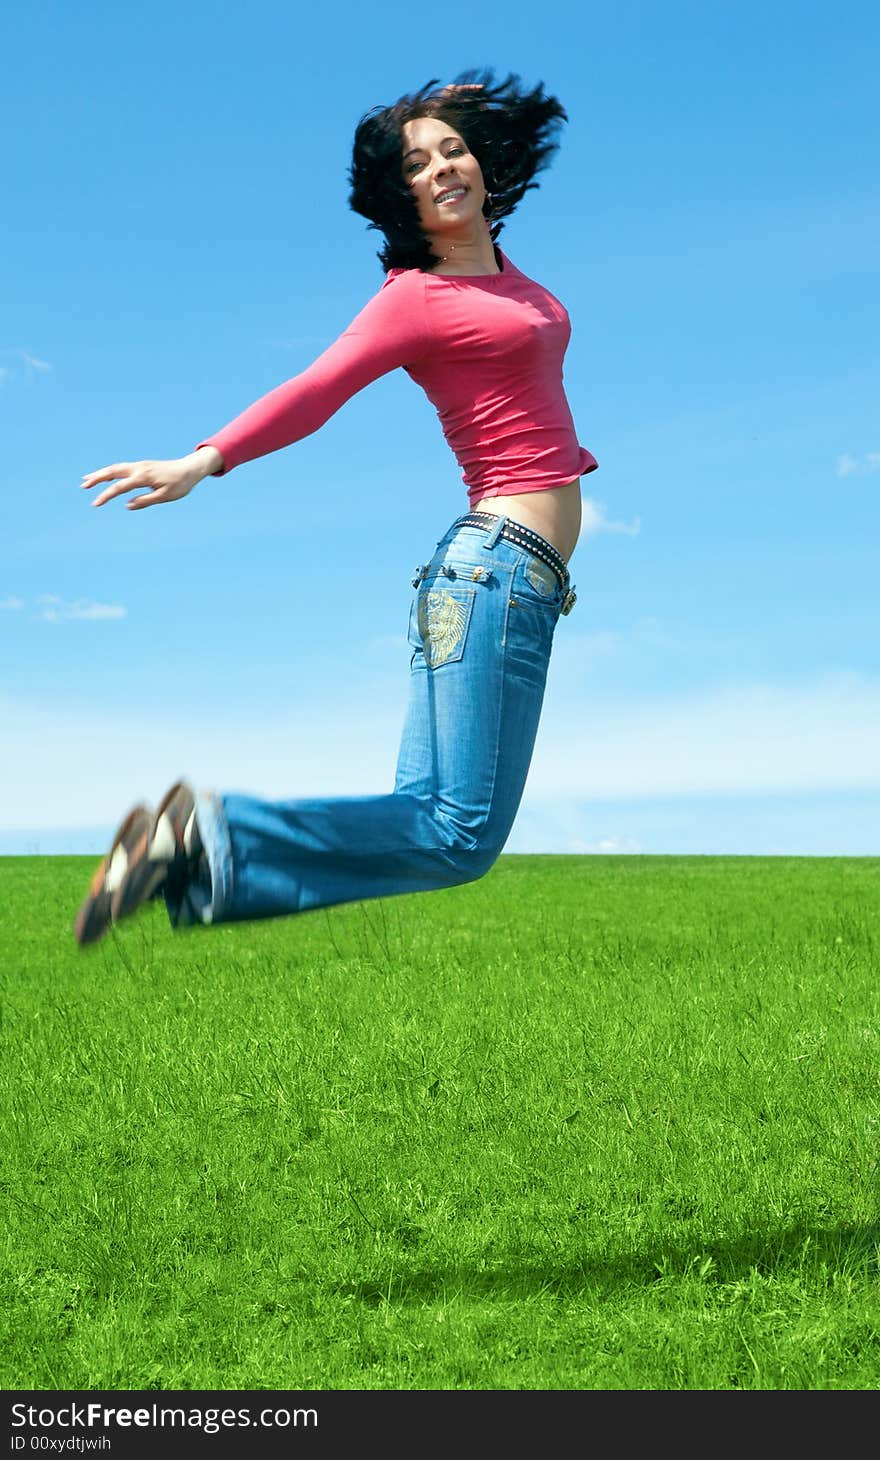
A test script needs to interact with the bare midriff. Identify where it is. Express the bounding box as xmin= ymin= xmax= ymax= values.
xmin=471 ymin=477 xmax=583 ymax=564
